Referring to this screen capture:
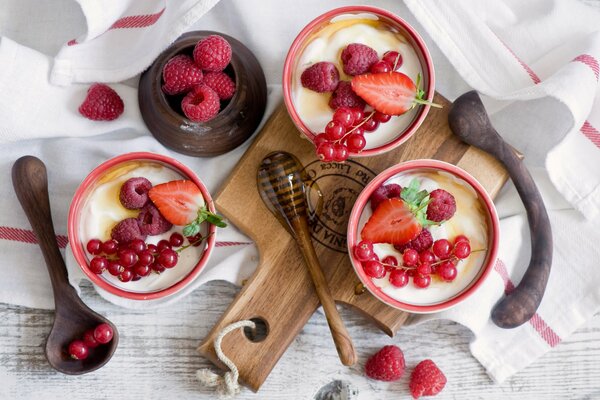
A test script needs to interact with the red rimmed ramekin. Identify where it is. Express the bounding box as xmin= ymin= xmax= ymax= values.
xmin=68 ymin=152 xmax=217 ymax=301
xmin=282 ymin=5 xmax=435 ymax=157
xmin=347 ymin=160 xmax=499 ymax=313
